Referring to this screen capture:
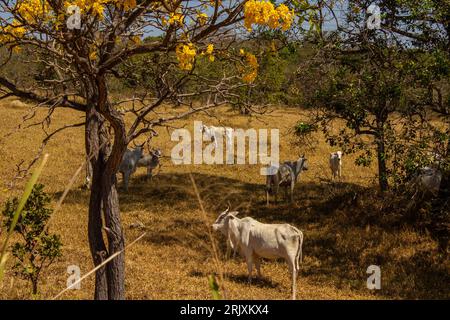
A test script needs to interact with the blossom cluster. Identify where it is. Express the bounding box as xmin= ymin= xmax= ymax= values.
xmin=244 ymin=0 xmax=294 ymax=31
